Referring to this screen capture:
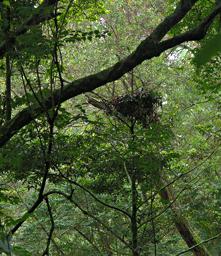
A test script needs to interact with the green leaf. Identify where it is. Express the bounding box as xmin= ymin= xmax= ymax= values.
xmin=194 ymin=33 xmax=221 ymax=67
xmin=3 ymin=0 xmax=10 ymax=7
xmin=13 ymin=246 xmax=32 ymax=256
